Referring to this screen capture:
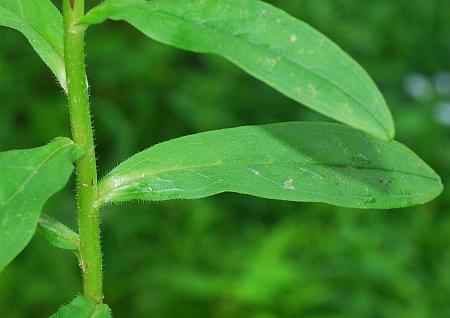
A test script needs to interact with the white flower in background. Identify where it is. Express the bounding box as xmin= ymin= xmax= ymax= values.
xmin=403 ymin=73 xmax=433 ymax=100
xmin=434 ymin=71 xmax=450 ymax=96
xmin=433 ymin=101 xmax=450 ymax=126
